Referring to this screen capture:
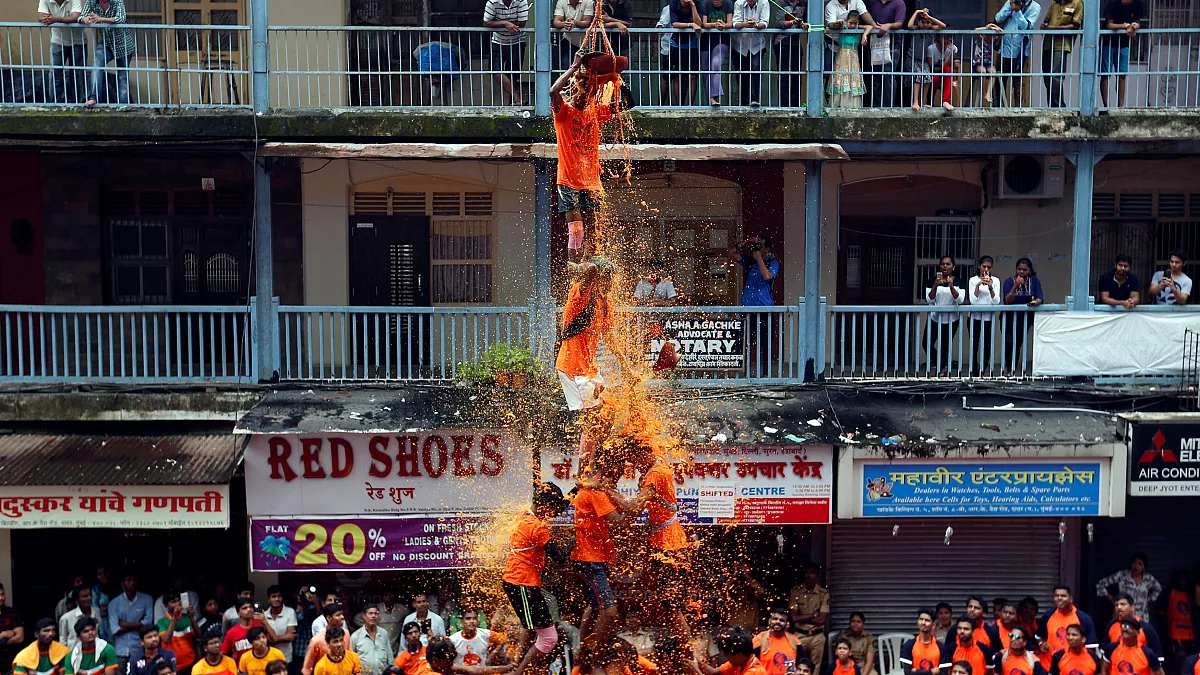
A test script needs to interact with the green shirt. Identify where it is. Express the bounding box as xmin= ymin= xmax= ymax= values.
xmin=14 ymin=651 xmax=62 ymax=675
xmin=64 ymin=644 xmax=118 ymax=675
xmin=80 ymin=0 xmax=135 ymax=58
xmin=1043 ymin=0 xmax=1084 ymax=51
